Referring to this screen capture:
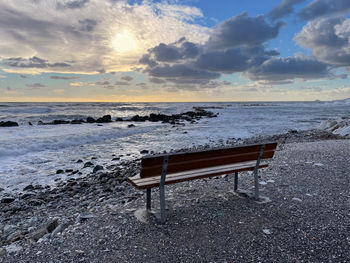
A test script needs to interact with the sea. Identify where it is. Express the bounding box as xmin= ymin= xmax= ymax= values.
xmin=1 ymin=100 xmax=350 ymax=192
